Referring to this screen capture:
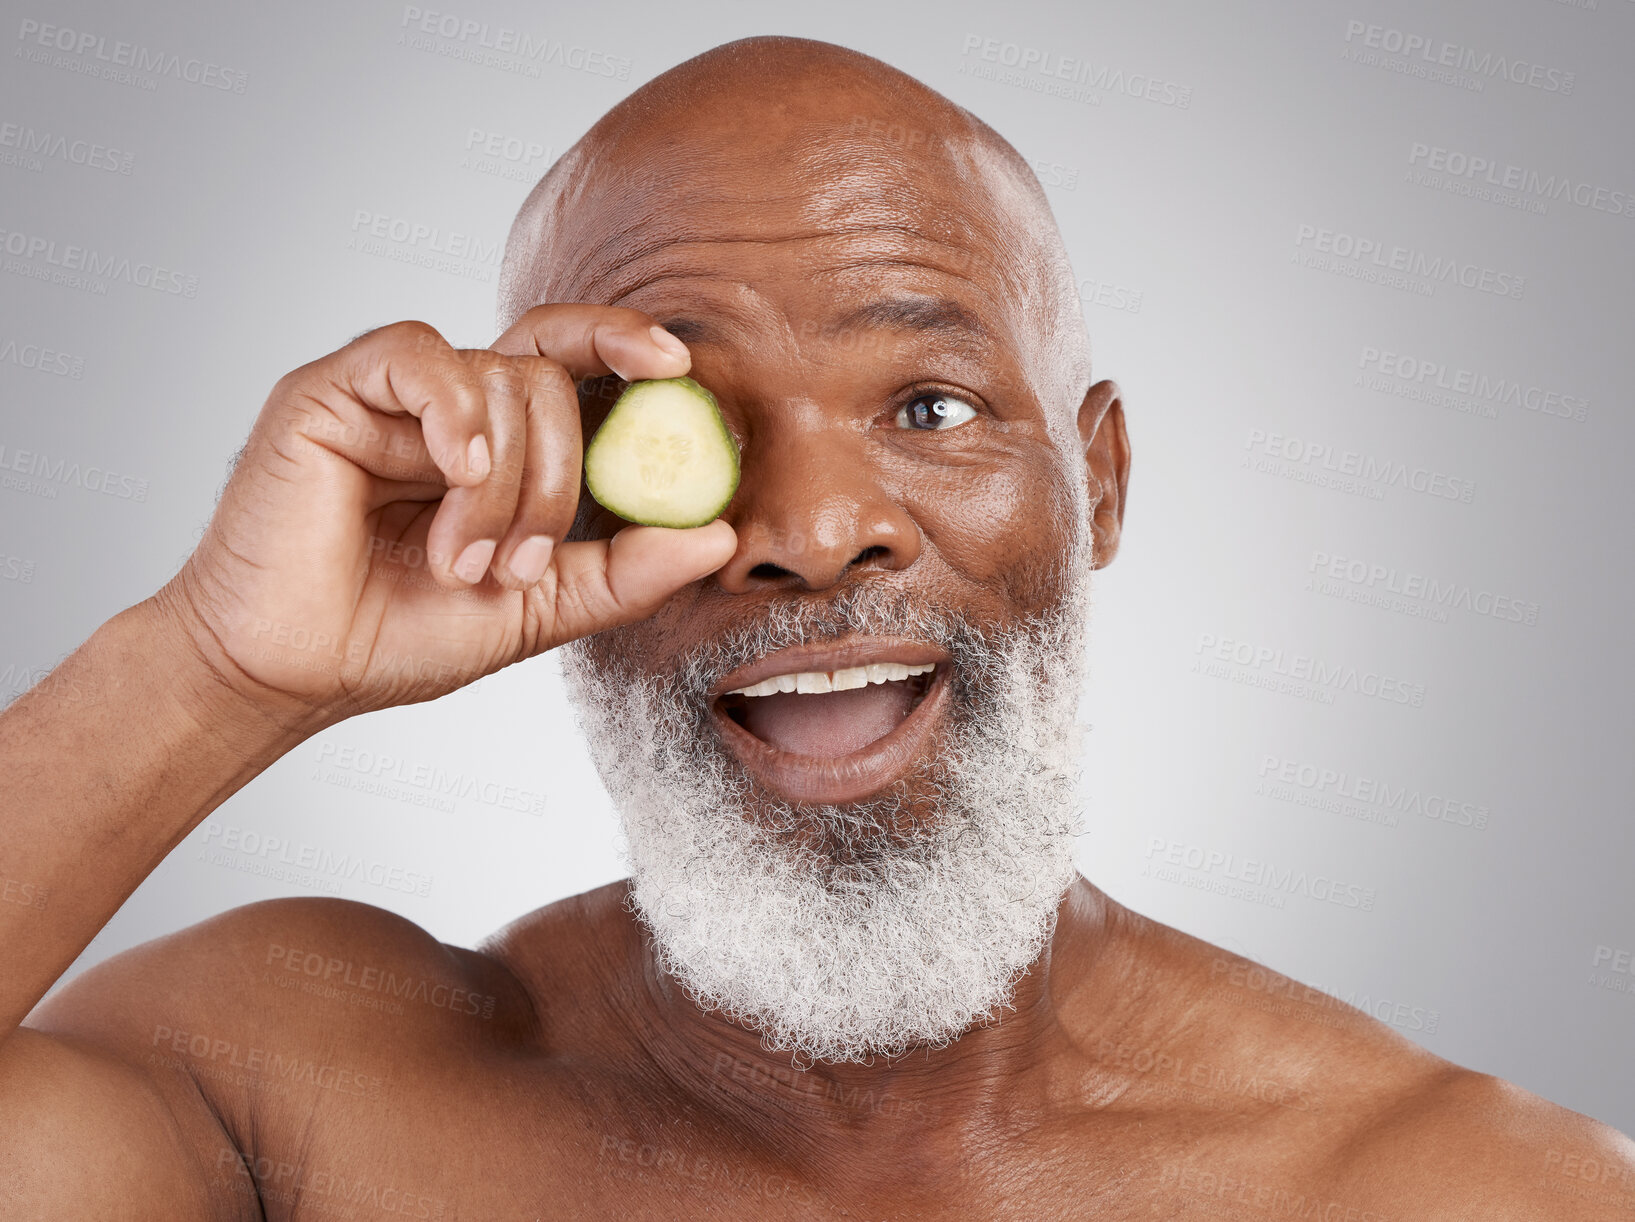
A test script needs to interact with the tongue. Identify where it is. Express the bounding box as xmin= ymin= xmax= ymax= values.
xmin=739 ymin=679 xmax=917 ymax=757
